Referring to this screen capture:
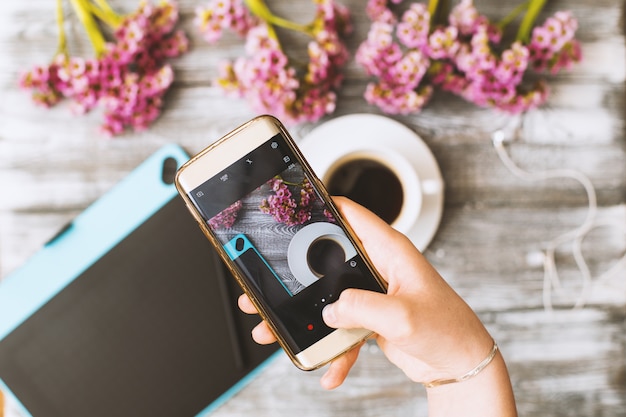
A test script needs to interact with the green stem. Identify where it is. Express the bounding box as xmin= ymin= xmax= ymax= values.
xmin=55 ymin=0 xmax=68 ymax=57
xmin=87 ymin=0 xmax=123 ymax=29
xmin=427 ymin=0 xmax=439 ymax=19
xmin=244 ymin=0 xmax=314 ymax=36
xmin=69 ymin=0 xmax=107 ymax=56
xmin=428 ymin=0 xmax=451 ymax=28
xmin=93 ymin=0 xmax=119 ymax=19
xmin=497 ymin=0 xmax=531 ymax=30
xmin=265 ymin=12 xmax=312 ymax=33
xmin=516 ymin=0 xmax=547 ymax=42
